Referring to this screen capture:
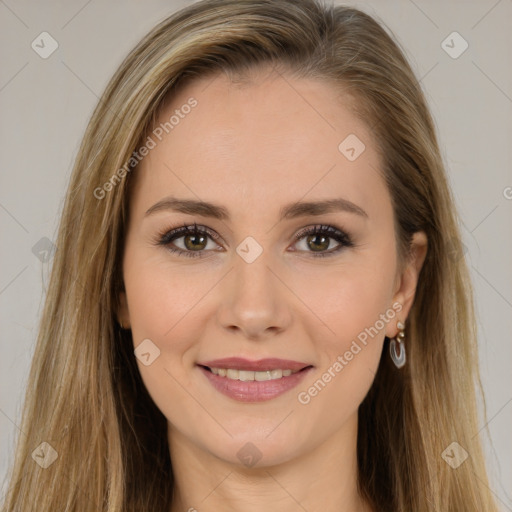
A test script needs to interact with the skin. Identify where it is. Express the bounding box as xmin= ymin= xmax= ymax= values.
xmin=118 ymin=65 xmax=427 ymax=512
